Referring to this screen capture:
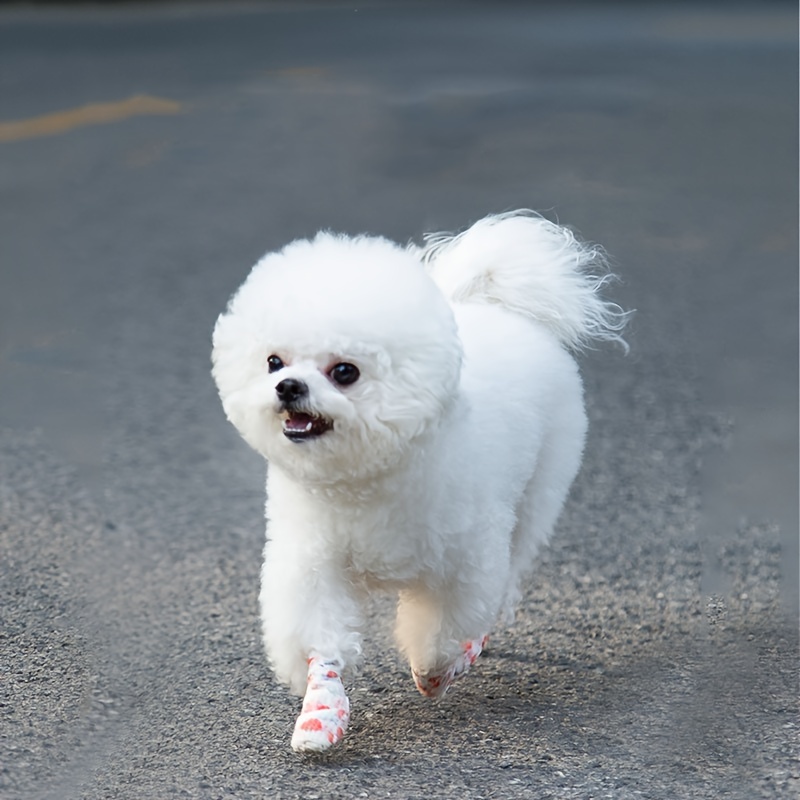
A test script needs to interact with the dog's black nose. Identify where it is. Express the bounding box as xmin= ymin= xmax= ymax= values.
xmin=275 ymin=378 xmax=308 ymax=404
